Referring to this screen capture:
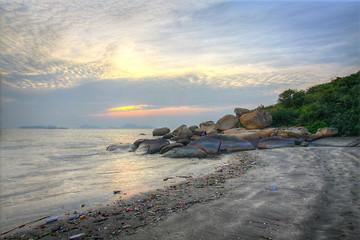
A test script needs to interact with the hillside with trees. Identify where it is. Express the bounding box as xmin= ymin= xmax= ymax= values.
xmin=262 ymin=71 xmax=360 ymax=136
